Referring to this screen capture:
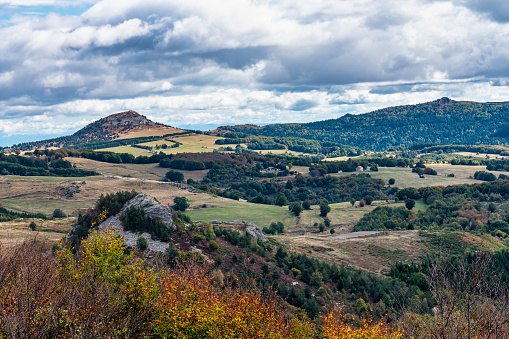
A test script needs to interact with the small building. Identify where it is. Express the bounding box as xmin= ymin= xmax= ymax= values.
xmin=356 ymin=166 xmax=364 ymax=172
xmin=264 ymin=166 xmax=279 ymax=172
